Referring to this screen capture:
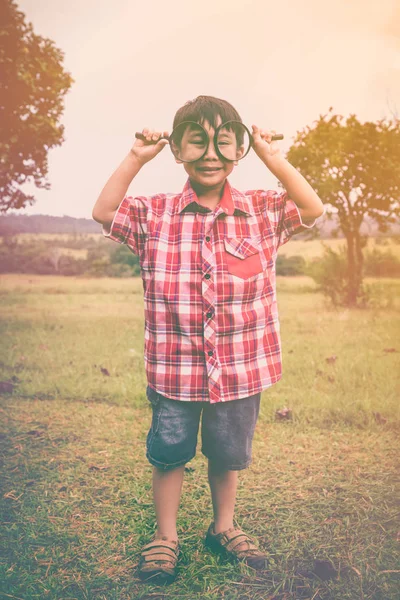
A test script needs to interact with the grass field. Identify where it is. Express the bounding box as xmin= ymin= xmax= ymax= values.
xmin=1 ymin=274 xmax=399 ymax=599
